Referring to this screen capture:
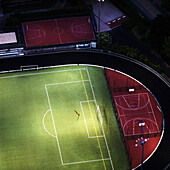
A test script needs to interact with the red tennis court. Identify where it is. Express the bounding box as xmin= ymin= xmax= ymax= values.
xmin=114 ymin=93 xmax=160 ymax=137
xmin=22 ymin=16 xmax=95 ymax=47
